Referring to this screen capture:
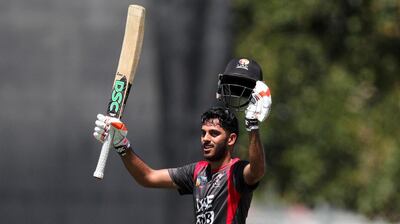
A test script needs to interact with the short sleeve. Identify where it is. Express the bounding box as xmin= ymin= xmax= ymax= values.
xmin=232 ymin=160 xmax=259 ymax=193
xmin=168 ymin=163 xmax=196 ymax=195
